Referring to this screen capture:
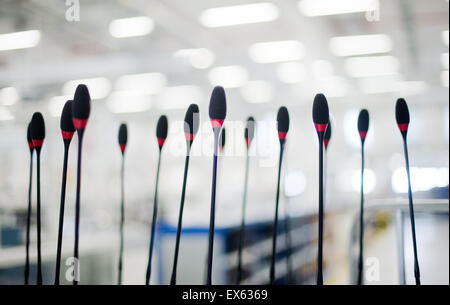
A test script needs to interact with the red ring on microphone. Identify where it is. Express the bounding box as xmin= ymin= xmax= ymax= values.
xmin=73 ymin=119 xmax=88 ymax=130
